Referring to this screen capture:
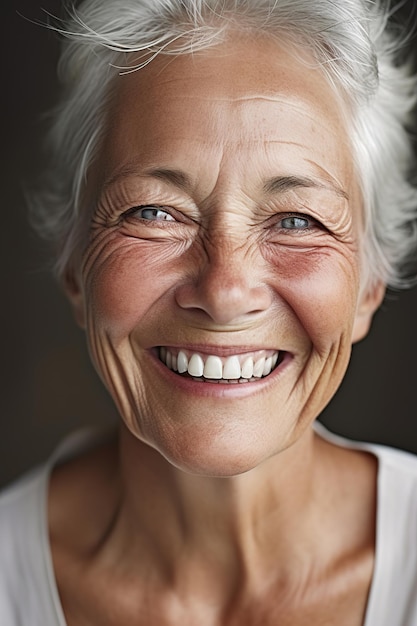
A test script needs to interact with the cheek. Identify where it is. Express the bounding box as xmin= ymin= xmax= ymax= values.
xmin=83 ymin=238 xmax=180 ymax=338
xmin=268 ymin=247 xmax=360 ymax=341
